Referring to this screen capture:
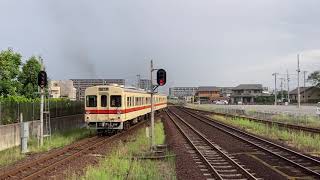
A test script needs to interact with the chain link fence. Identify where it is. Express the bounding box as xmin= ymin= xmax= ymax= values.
xmin=0 ymin=101 xmax=84 ymax=125
xmin=212 ymin=107 xmax=320 ymax=128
